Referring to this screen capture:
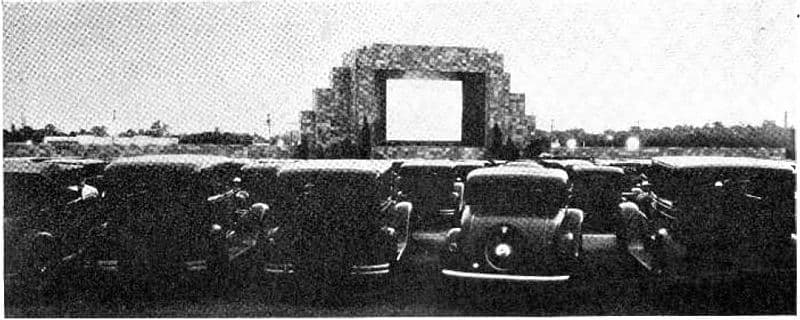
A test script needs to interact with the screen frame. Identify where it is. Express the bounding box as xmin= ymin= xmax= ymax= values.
xmin=375 ymin=69 xmax=487 ymax=147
